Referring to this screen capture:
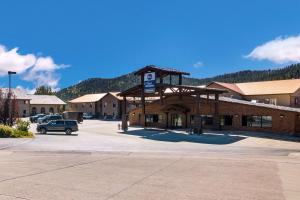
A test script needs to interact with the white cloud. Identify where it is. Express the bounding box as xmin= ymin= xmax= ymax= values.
xmin=0 ymin=44 xmax=68 ymax=91
xmin=246 ymin=35 xmax=300 ymax=64
xmin=16 ymin=85 xmax=36 ymax=94
xmin=0 ymin=45 xmax=36 ymax=76
xmin=193 ymin=61 xmax=203 ymax=68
